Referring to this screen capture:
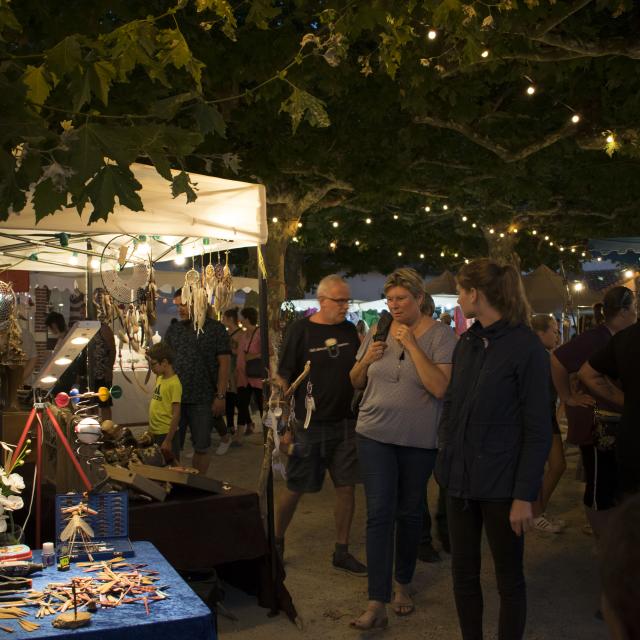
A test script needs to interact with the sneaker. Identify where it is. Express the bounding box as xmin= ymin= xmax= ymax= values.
xmin=533 ymin=514 xmax=562 ymax=534
xmin=417 ymin=541 xmax=442 ymax=563
xmin=216 ymin=439 xmax=231 ymax=456
xmin=332 ymin=551 xmax=367 ymax=577
xmin=547 ymin=515 xmax=566 ymax=529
